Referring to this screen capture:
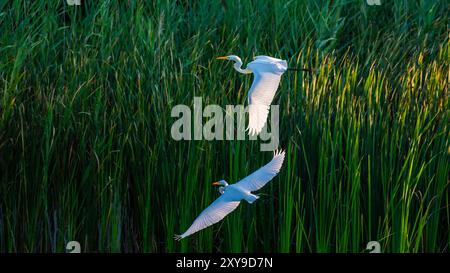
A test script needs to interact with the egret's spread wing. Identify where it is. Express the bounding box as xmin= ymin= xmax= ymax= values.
xmin=235 ymin=150 xmax=285 ymax=192
xmin=253 ymin=55 xmax=287 ymax=65
xmin=247 ymin=103 xmax=270 ymax=136
xmin=246 ymin=57 xmax=287 ymax=135
xmin=175 ymin=193 xmax=240 ymax=240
